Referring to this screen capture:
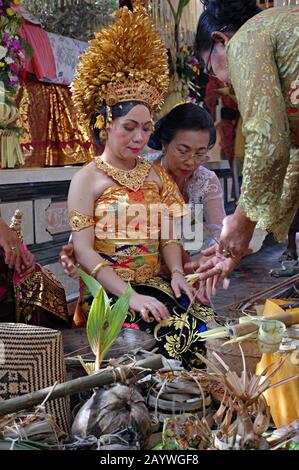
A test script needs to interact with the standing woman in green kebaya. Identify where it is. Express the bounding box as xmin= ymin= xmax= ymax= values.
xmin=191 ymin=0 xmax=299 ymax=284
